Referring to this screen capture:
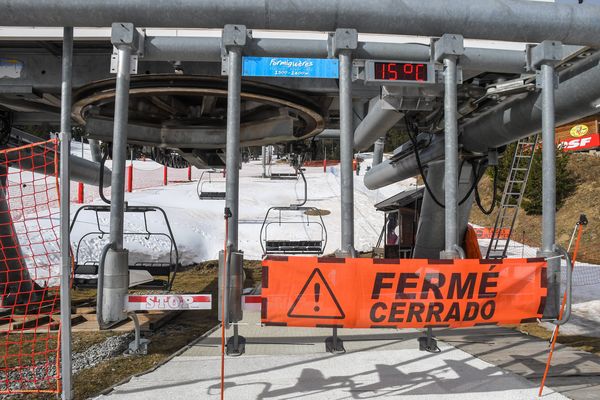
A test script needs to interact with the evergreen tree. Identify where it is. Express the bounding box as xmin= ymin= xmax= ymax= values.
xmin=492 ymin=140 xmax=577 ymax=215
xmin=522 ymin=144 xmax=577 ymax=214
